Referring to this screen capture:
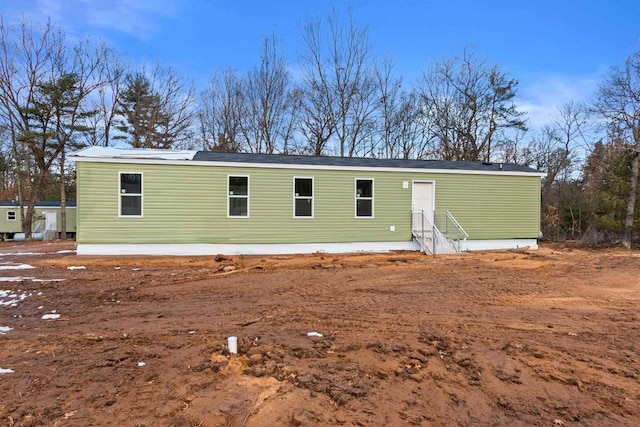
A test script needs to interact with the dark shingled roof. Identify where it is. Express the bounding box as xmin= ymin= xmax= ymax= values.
xmin=193 ymin=151 xmax=541 ymax=174
xmin=0 ymin=201 xmax=76 ymax=207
